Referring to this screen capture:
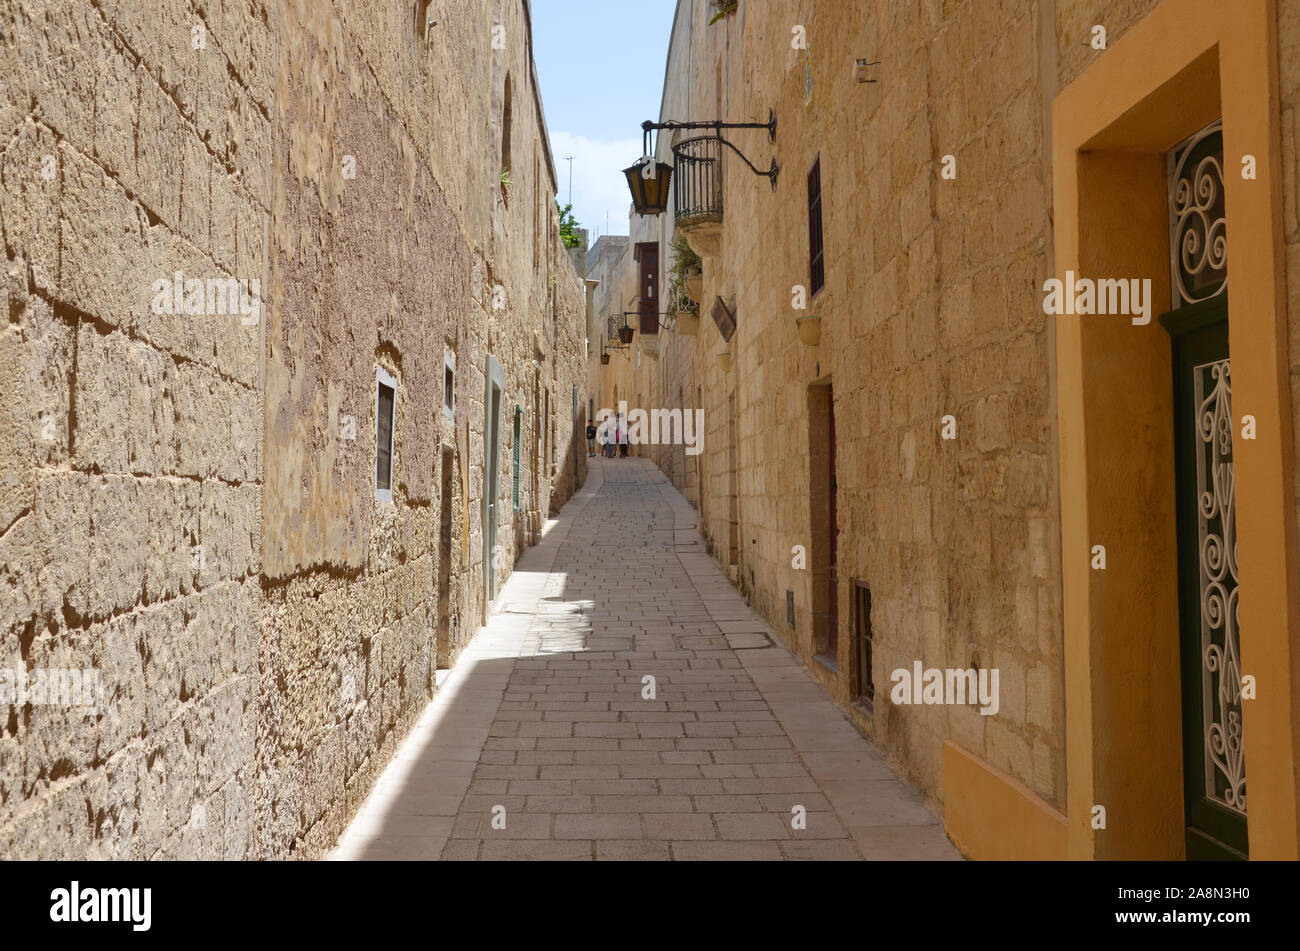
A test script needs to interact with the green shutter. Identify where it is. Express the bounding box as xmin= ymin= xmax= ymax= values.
xmin=512 ymin=407 xmax=522 ymax=511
